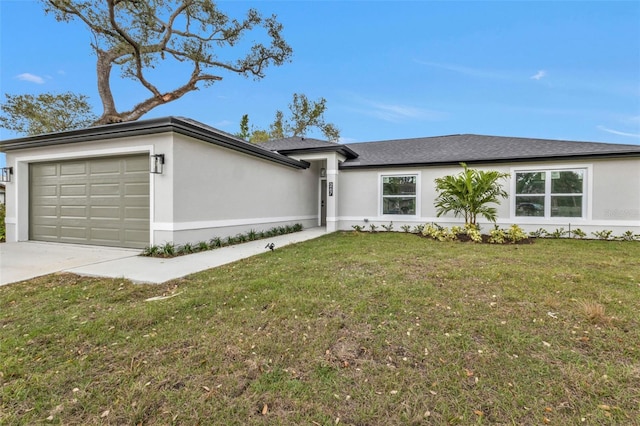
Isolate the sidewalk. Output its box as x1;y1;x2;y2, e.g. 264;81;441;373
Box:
66;227;327;284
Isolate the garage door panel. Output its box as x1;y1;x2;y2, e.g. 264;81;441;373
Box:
30;155;149;249
60;206;87;218
60;184;87;196
125;206;149;219
60;162;87;176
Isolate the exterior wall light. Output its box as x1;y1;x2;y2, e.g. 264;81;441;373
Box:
150;154;165;174
0;167;13;183
320;167;326;177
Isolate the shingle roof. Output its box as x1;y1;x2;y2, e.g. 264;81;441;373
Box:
340;134;640;168
261;136;358;159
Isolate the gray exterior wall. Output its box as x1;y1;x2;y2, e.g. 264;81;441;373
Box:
154;134;318;244
337;158;640;235
3;131;319;247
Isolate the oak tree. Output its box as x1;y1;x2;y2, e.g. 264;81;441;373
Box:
42;0;292;125
0;92;97;135
238;93;340;142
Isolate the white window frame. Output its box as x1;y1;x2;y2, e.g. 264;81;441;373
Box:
511;165;592;221
379;172;421;217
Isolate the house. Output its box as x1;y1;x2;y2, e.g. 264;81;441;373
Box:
0;183;5;205
1;116;639;249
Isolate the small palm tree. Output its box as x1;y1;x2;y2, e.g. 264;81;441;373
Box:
434;163;509;226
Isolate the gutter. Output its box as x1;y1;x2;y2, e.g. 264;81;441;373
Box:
0;116;309;170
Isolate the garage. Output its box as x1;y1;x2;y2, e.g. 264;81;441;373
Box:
29;155;150;249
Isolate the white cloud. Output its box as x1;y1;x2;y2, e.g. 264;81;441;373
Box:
597;125;640;138
531;70;547;80
16;73;45;84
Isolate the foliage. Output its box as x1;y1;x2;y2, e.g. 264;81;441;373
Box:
548;228;569;239
142;223;304;257
381;222;394;232
422;223;456;242
238;93;340;142
506;224;528;243
3;234;639;425
41;0;292;125
592;230;613;240
352;225;365;232
368;224;378;232
464;223;483;243
0;203;5;242
616;231;639;241
0;92;96;135
488;227;507;244
434;163;509;225
529;228;547;238
571;228;587;239
400;225;411;233
412;224;425;234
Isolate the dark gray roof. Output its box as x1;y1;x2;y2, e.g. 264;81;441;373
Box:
0;116;308;169
261;136;359;159
340;134;640;169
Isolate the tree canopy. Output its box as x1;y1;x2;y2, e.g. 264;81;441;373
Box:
0;92;97;135
434;163;509;226
41;0;292;125
237;93;340;143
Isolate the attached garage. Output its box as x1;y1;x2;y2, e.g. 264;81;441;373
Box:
29;155;150;249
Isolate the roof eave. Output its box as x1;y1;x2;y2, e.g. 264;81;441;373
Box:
340;152;640;169
0;117;309;170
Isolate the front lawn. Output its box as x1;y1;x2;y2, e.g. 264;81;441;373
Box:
1;233;639;424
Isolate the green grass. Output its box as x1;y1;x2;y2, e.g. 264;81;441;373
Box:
1;233;639;425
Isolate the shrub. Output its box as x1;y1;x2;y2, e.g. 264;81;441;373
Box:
381;221;394;232
616;230;638;241
488;227;506;244
412;224;425;234
247;229;258;241
571;228;587;239
142;245;159;257
506;224;527;243
529;228;547;238
592;230;613;240
0;203;5;242
464;223;483;243
160;242;176;257
548;228;568;239
209;237;223;248
180;242;194;254
196;241;209;252
352;225;365;232
400;225;411;233
369;224;379;232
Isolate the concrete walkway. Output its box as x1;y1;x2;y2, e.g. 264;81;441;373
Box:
0;228;327;286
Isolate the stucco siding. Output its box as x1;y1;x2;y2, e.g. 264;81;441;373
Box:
591;158;640;222
4;133;169;244
162;134;318;244
337;159;640;234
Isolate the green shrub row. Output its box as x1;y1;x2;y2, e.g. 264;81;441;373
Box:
142;223;303;258
421;223;529;244
530;227;640;241
0;203;5;243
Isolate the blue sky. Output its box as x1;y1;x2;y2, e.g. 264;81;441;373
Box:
1;1;639;168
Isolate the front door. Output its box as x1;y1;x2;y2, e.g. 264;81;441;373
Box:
320;179;327;226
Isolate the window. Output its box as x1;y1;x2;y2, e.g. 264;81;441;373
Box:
515;169;585;218
382;175;417;215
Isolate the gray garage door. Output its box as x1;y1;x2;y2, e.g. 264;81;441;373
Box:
29;155;150;249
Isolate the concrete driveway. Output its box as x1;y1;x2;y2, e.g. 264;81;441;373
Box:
0;241;139;286
0;228;327;286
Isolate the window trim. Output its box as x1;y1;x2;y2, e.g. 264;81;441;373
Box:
379;172;421;217
510;164;592;221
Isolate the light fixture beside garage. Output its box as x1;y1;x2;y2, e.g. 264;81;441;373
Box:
0;167;12;182
150;154;165;174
